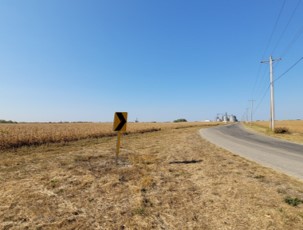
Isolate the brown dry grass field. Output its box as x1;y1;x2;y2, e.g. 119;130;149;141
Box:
1;122;303;229
244;120;303;144
0;122;215;150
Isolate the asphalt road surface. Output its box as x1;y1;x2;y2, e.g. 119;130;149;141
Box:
200;123;303;180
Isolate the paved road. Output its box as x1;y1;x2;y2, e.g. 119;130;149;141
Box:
200;123;303;180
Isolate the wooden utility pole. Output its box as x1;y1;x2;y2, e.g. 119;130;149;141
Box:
249;99;255;125
261;56;281;131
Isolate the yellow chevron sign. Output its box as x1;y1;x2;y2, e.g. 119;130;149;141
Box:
113;112;127;132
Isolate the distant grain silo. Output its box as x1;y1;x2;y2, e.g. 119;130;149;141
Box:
215;113;238;123
223;113;228;123
229;115;236;122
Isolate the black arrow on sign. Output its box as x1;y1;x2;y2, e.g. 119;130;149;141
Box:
115;112;126;131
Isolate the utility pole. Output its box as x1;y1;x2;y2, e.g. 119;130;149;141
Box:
249;100;255;125
246;108;249;123
261;56;281;131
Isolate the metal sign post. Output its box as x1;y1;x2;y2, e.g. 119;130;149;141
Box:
116;131;122;165
113;112;128;165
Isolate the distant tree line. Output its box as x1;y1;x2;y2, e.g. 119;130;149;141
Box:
0;120;18;124
173;118;187;123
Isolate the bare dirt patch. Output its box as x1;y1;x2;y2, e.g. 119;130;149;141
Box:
1;126;303;229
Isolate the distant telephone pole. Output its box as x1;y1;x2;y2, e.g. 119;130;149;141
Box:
249;99;255;125
261;56;281;131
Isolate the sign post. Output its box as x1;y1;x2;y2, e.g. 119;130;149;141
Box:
113;112;128;165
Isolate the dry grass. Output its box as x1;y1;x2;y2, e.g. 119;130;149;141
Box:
1;125;303;229
244;120;303;144
0;122;218;150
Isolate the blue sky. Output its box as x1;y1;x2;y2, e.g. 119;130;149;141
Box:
1;0;303;122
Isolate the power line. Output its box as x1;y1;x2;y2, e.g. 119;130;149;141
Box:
254;84;270;114
254;57;303;115
280;25;303;58
254;66;269;99
275;57;303;82
250;64;263;98
251;0;287;110
261;0;286;59
249;1;300;121
251;68;270;115
272;0;302;55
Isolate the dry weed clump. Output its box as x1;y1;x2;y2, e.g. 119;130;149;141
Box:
245;120;303;144
274;127;290;134
0;122;218;150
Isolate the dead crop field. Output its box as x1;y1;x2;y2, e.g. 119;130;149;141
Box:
244;120;303;144
1;123;303;229
0;122;215;150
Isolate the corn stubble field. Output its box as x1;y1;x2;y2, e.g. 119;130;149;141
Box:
1;122;303;229
0;122;186;150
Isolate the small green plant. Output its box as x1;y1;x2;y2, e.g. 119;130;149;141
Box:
133;207;146;216
284;197;303;207
274;127;289;134
50;179;59;188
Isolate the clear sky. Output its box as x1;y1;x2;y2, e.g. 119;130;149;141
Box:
1;0;303;122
